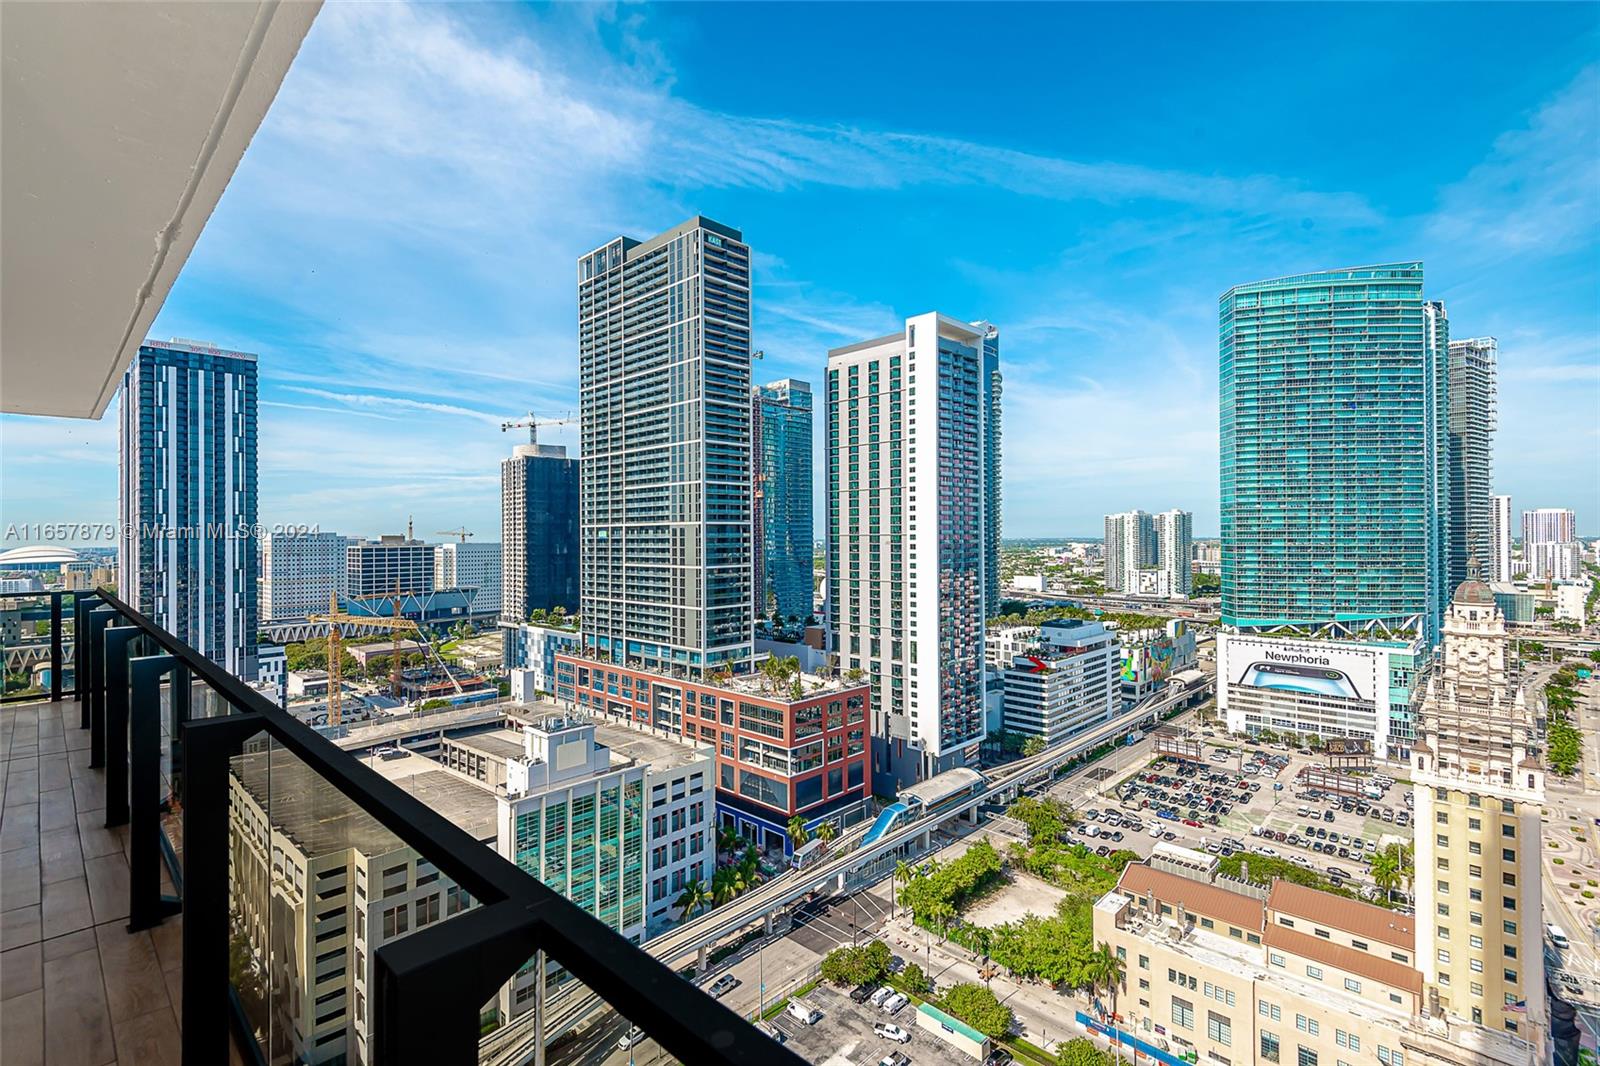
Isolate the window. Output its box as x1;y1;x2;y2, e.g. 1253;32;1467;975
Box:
1207;1011;1232;1047
1139;954;1150;970
1378;1047;1404;1066
1503;920;1517;935
1501;823;1515;837
1335;1030;1360;1051
1470;959;1484;973
1502;872;1516;886
1295;1014;1319;1036
1259;1001;1282;1022
1298;1048;1318;1066
1260;1032;1281;1063
1502;848;1516;863
1438;904;1450;917
1438;949;1451;964
1306;965;1323;980
1269;952;1286;968
1172;997;1195;1030
1344;978;1361;993
381;905;408;939
414;894;440;928
1504;969;1518;984
1351;940;1367;951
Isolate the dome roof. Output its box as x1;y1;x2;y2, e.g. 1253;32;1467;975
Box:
1452;578;1495;606
0;545;79;567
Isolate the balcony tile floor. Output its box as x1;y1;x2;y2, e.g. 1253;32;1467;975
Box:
1;699;182;1066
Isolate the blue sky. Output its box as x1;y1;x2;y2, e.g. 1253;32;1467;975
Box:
3;2;1597;540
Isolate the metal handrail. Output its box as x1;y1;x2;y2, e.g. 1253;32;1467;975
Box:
87;586;800;1066
0;589;75;704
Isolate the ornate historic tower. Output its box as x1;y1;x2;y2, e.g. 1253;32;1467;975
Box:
1412;569;1545;1048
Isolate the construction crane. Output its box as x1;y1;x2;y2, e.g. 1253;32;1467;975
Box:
308;591;462;727
435;527;474;543
500;411;574;447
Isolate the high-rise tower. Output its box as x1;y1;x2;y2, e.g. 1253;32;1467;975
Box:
500;442;579;624
1448;338;1498;590
827;313;1000;786
578;217;753;675
117;339;258;677
752;379;814;623
1411;573;1545;1045
1488;494;1513;584
1220;264;1451;644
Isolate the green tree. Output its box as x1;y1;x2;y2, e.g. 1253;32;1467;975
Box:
1087;941;1125;1018
821;940;893;986
1371;848;1402;902
901;962;929;995
675;878;708;921
1021;735;1047;757
788;815;810;848
815;819;838;844
938;982;1013;1040
1057;1038;1112;1066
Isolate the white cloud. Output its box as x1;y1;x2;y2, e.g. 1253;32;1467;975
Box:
1428;65;1600;256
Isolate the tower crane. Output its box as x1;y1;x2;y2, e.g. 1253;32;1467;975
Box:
500;411;574;447
435;527;474;543
308;590;462;727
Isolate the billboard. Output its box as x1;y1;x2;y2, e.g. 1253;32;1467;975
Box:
1217;634;1392;760
1226;638;1381;703
1323;737;1372;757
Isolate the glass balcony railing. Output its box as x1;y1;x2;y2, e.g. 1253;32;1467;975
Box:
22;586;800;1066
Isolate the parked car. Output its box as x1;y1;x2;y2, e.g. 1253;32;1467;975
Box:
881;992;909;1015
874;1023;912;1043
870;986;895;1007
878;1053;912;1066
617;1026;645;1050
851;983;878;1003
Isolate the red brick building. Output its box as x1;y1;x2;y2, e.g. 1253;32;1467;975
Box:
554;653;870;853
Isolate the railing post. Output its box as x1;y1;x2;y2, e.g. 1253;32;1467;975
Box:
169;663;191;808
128;654;181;931
87;605;118;766
180;713;262;1066
74;593;97;716
372;901;540;1066
49;593;63;702
103;626;141;827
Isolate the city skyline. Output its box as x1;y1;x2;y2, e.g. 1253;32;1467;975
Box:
1;3;1596;543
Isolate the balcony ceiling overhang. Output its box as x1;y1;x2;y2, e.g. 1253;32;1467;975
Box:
1;0;319;419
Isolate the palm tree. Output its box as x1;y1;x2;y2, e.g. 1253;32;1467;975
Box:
1088;942;1126;1020
1021;736;1046;758
893;860;913;918
788;815;810;848
741;843;760;878
1371;849;1401;902
711;867;736;906
816;820;838;845
675;878;708;921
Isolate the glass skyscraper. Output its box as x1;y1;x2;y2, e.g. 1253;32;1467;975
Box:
577;217;753;674
752;378;813;623
117;339;259;677
1446;337;1497;589
1219;264;1449;645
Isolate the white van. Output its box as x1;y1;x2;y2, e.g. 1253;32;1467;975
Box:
786;1000;821;1026
1547;924;1571;950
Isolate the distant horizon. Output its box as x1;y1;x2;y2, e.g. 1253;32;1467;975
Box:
0;4;1594;540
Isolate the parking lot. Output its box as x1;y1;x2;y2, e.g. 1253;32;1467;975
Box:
1064;736;1414;898
768;981;956;1066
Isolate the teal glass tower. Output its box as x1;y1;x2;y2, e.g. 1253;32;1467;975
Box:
1219;264;1449;645
752;378;814;622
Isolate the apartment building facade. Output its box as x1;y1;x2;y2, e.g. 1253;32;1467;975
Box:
827;313;1001;788
1001;619;1120;747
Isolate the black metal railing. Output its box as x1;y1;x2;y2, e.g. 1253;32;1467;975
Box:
1;588;76;704
72;586;801;1066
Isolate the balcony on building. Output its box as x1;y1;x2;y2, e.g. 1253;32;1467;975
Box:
0;4;796;1064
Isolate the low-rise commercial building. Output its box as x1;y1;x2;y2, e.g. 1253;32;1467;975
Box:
1218;633;1426;759
1119;619;1198;704
1092;856;1536;1066
553;653;870;854
504;621;582;696
1001;619;1120;748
